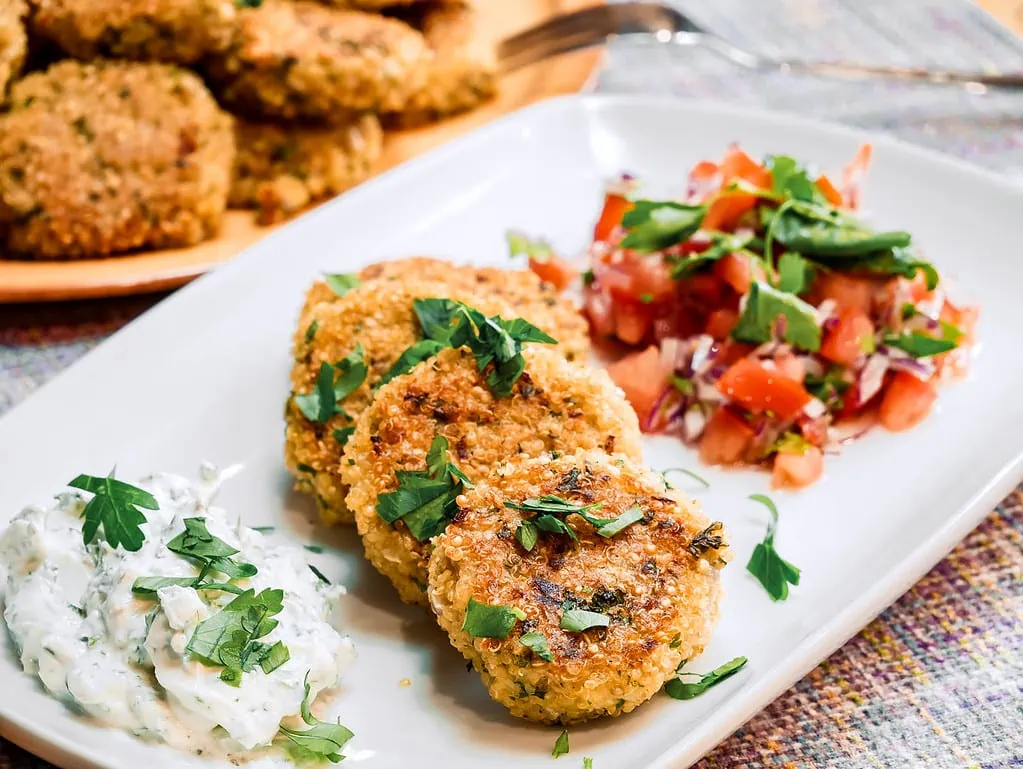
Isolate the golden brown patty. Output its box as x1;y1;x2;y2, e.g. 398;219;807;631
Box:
343;345;643;606
318;0;424;8
383;1;497;127
429;450;728;723
25;0;236;64
301;260;591;363
0;60;234;259
0;0;26;100
231;113;383;224
206;0;430;120
285;277;514;526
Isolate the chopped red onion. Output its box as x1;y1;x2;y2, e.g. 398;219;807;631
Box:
660;337;684;372
857;354;889;406
887;355;935;381
682;405;708;443
695;379;727;404
815;299;838;328
643;387;678;432
800;356;825;379
802;397;828;419
690;334;716;375
915;288;945;321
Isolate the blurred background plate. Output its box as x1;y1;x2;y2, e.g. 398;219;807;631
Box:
0;0;604;304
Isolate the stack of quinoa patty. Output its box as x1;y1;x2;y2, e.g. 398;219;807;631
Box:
289;258;731;724
0;0;497;258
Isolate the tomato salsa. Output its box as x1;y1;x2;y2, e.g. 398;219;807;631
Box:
523;145;978;490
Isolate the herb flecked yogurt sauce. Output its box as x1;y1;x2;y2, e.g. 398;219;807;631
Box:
0;463;356;761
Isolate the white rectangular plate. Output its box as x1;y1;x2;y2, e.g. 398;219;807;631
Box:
2;95;1022;769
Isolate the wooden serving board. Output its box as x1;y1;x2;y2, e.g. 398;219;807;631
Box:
0;0;603;303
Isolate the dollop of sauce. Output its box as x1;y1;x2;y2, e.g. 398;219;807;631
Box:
0;464;355;759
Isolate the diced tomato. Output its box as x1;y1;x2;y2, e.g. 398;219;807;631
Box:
593;193;633;243
703;191;759;231
596;264;634;300
705;308;738;340
772;446;824;489
716;359;813;420
676;272;725;316
812;272;877;315
717;340;755;366
629;255;676;302
902;271;934;304
713;252;754;294
719;145;772;191
528;255;577;292
774;353;806;383
941;300;979;345
815;174;843;207
820;310;874;366
796;414;829;446
614;299;653;345
841;143;873;210
878;371;937;432
606;346;670;426
584;287;616;338
699;407;755;465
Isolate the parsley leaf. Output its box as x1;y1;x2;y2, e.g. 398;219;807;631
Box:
593;505;645;538
376;435;471;541
333;426;355;446
166;517;257;579
506;230;554;262
552;729;570;758
278;673;354;763
731;281;821;352
775;251;815;295
295;345;367;423
186;588;289;686
376;339;448;389
323;272;361;298
661;467;710;489
773;432;813;455
687;521;725;558
69;472;157;552
669;233;753;279
519;630;554;661
883;331;959;358
413;297;465;343
620;200;707;253
765;202;912;258
304;319;319;343
766;155;824;203
308;564;330;585
462;597;525;639
856;247;939;290
516;519;539;551
560;608;610;632
664;656;748;699
804;367;850;409
745;494;800;601
584;758;594;769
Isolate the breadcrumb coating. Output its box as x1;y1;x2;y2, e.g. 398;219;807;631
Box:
0;0;26;100
429;450;728;723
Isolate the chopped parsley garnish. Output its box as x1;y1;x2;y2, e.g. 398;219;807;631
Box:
252;526;275;534
235;0;263;8
294;344;367;423
376;339;448;389
669;232;753;279
593;505;644;538
731;280;821;352
883;330;960;358
323;272;361;297
764;200;911;259
804;367;850;409
745;494;800;601
766;155;825;203
462;597;525;639
506;230;554;262
304;320;319;343
69;471;157;552
552;729;570;758
308;564;331;585
186;588;289;686
333;426;355;446
519;631;554;661
278;673;354;763
581;269;596;287
584;758;594;769
773;432;813;455
687;521;725;558
167;517;258;579
775;251;814;295
507;495;643;548
303;544;325;554
661;467;710;489
376;435;471;541
664;656;748;700
620;200;706;253
560;608;609;632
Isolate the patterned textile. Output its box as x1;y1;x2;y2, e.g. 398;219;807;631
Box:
2;1;1022;767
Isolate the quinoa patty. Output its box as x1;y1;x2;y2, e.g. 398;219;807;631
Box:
286;277;513;526
343;345;643;606
207;0;430;120
301;261;591;363
25;0;236;64
384;1;497;128
0;0;26;100
231;113;382;224
429;450;729;723
0;60;234;259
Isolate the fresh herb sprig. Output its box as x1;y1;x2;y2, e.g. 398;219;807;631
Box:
745;494;800;601
376;435;472;541
322;272;360;298
278;673;354;763
505;495;644;551
295;344;367;424
552;729;570;758
462;598;525;639
70;471;158;552
664;656;748;700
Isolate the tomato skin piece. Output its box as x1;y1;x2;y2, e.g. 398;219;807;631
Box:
703;191;758;231
812;272;878;315
772;446;824;489
815;174;843;207
842;143;873;210
699;407;755;465
594;193;633;243
716;359;813;420
820;310;874;366
713;252;754;294
584;287;616;338
879;371;937;432
774;353;806;383
720;145;773;190
629;255;676;301
796;414;828;447
528;255;577;292
705;308;738;340
605;345;669;427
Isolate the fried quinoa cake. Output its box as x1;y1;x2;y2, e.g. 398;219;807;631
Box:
285;278;513;526
0;0;26;100
231;113;383;224
384;1;497;128
343;345;643;606
0;60;234;259
206;0;430;121
300;260;591;363
428;450;729;723
25;0;237;64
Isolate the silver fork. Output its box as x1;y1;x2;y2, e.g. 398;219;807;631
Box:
498;2;1023;90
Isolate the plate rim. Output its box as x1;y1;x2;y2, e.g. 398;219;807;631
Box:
2;92;1022;769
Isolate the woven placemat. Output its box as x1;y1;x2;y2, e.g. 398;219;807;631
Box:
2;1;1023;767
